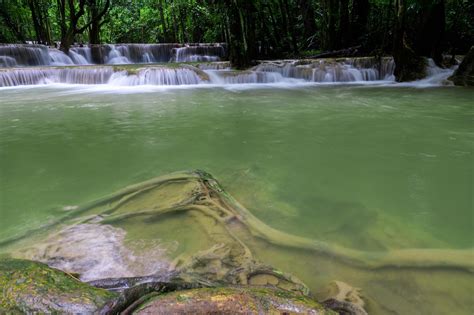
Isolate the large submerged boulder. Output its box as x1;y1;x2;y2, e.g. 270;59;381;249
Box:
1;169;473;314
449;46;474;86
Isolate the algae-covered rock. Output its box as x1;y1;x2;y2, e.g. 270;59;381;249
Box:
0;258;116;313
319;281;368;315
133;286;336;314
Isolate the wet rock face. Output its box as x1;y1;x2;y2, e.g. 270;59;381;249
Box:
0;258;116;313
449;47;474;86
133;286;336;315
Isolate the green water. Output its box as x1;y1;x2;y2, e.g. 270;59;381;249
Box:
0;84;473;313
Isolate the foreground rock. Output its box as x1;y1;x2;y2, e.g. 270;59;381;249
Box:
449;46;474;86
133;286;336;314
0;258;342;314
0;258;116;313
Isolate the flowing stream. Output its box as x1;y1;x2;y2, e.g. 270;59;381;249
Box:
0;45;472;314
0;83;472;314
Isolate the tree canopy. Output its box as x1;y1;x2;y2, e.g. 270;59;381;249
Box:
0;0;473;68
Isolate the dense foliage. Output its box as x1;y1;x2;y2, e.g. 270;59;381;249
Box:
0;0;473;65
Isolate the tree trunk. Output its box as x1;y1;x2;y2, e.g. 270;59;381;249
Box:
225;0;256;69
338;0;350;49
158;0;167;42
57;0;110;52
415;0;445;66
28;0;52;45
298;0;317;48
283;0;299;53
393;0;426;82
351;0;369;45
88;0;100;44
322;0;339;50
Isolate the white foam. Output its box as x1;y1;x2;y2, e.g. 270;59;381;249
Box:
21;223;173;281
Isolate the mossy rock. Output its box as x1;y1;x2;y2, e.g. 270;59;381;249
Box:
449;46;474;86
0;258;116;313
133;286;337;314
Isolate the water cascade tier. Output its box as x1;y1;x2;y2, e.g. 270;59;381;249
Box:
0;65;205;87
0;57;454;87
0;43;226;67
253;58;396;82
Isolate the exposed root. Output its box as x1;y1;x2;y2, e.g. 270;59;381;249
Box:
4;170;473;274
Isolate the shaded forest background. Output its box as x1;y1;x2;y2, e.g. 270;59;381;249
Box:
1;0;473;67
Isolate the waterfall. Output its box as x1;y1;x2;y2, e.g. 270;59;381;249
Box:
0;43;227;67
254;57;396;82
408;58;457;86
108;68;203;86
115;44;181;63
0;56;17;67
0;66;205;87
0;52;456;88
205;70;287;84
171;44;226;62
106;45;130;64
69;49;91;65
70;46;93;63
49;49;75;66
0;44;50;66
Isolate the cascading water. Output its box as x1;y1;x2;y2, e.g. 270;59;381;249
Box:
0;44;50;66
106;45;130;64
0;43;226;67
171;44;225;62
254;57;396;82
204;70;289;84
0;45;457;87
70;46;93;63
0;66;205;87
49;49;75;66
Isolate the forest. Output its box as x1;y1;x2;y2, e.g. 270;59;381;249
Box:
1;0;473;71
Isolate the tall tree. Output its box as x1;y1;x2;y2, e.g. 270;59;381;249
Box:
27;0;52;44
393;0;426;81
414;0;445;66
351;0;369;46
298;0;317;48
57;0;110;52
87;0;110;44
222;0;256;68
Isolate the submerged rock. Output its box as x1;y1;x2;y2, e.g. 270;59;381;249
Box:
131;286;336;314
2;169;472;314
449;47;474;86
0;258;116;313
319;281;368;315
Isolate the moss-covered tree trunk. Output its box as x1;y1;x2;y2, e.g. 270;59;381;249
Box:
393;0;426;82
415;0;445;66
350;0;369;46
224;0;256;69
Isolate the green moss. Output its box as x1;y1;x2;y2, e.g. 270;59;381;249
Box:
0;258;116;313
136;286;336;314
